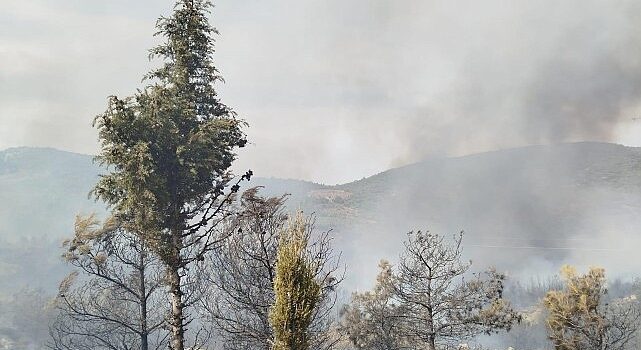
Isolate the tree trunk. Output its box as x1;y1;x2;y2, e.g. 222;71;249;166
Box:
139;244;149;350
141;332;149;350
425;277;436;350
168;201;185;350
426;336;436;350
141;327;149;350
168;264;185;350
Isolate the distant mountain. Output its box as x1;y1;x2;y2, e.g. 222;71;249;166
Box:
0;147;102;242
2;142;641;293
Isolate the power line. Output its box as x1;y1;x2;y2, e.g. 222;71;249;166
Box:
468;244;625;252
477;237;613;242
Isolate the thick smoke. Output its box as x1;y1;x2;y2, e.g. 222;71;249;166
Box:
351;0;641;167
217;0;641;182
325;142;641;291
508;0;641;143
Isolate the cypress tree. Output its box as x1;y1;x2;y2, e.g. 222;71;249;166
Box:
269;213;321;350
92;1;248;349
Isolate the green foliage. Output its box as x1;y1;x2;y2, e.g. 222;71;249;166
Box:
270;213;322;350
90;2;248;349
92;0;246;262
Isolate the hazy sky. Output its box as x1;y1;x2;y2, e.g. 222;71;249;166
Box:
3;0;641;184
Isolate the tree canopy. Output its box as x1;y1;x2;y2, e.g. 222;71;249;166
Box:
91;1;249;349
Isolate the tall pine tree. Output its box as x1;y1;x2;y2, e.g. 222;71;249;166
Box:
92;1;248;349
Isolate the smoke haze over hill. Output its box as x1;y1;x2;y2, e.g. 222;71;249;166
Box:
2;143;641;293
3;0;641;183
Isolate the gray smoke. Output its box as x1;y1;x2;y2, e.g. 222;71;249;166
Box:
3;0;641;283
221;0;641;182
4;0;641;183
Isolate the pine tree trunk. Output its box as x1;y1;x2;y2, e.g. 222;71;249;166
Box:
426;277;436;350
168;198;185;350
139;245;149;350
169;264;185;350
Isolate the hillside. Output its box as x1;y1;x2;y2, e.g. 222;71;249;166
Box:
1;142;641;292
332;143;641;284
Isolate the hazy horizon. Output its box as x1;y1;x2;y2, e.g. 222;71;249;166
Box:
1;141;635;185
4;0;641;184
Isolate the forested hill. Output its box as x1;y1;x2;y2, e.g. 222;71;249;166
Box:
2;142;641;292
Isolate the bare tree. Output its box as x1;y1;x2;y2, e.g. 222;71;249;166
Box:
342;231;520;350
604;298;641;350
544;266;641;350
200;189;342;350
49;215;168;350
396;231;520;349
